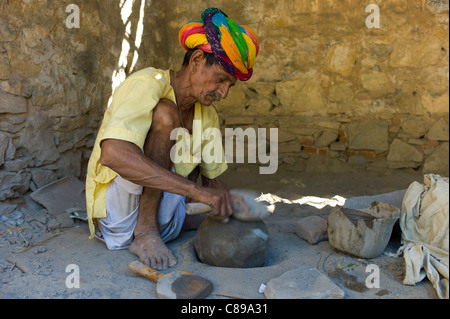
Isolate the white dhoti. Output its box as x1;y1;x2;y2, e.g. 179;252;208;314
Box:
95;174;186;250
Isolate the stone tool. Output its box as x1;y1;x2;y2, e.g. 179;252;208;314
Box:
128;260;214;299
185;189;274;222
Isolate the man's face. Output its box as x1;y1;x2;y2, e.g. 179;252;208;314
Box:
192;61;237;106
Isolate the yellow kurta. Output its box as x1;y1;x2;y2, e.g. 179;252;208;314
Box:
85;67;227;238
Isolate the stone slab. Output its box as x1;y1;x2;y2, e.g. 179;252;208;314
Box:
264;266;345;299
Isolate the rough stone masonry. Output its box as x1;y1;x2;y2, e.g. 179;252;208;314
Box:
0;0;449;202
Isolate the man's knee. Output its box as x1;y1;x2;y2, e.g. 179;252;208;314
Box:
152;98;181;132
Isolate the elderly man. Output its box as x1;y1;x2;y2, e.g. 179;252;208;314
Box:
86;8;259;270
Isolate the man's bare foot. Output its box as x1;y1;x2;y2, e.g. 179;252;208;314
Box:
129;232;177;270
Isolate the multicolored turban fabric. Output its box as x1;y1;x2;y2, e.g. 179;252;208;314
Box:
179;8;259;81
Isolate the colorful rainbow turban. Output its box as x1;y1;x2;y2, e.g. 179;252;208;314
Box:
179;8;259;81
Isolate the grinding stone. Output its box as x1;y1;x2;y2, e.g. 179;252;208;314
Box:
194;217;269;268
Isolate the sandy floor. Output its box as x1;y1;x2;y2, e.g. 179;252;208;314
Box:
0;163;440;299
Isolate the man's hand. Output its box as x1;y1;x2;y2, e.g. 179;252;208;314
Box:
193;176;233;220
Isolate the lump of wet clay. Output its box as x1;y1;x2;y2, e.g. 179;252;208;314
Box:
194;217;269;268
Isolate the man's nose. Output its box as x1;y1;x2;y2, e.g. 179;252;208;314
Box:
217;84;230;100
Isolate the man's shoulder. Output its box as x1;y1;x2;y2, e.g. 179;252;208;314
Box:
118;67;170;94
128;67;169;82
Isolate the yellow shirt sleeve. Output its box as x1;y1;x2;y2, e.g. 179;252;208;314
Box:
101;73;163;149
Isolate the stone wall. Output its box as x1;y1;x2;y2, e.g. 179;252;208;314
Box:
0;0;449;201
163;0;449;176
0;0;164;200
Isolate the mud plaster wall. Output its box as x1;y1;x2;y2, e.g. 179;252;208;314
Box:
0;0;449;201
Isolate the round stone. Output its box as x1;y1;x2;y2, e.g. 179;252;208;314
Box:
194;217;269;268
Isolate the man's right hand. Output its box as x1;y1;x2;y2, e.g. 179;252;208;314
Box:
192;185;233;221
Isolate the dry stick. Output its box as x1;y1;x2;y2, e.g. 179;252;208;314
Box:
14;231;62;253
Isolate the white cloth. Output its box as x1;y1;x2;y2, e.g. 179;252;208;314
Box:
398;174;449;299
96;174;186;250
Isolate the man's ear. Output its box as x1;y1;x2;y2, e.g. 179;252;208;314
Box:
190;49;204;71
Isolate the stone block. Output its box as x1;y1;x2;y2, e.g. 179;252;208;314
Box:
360;72;392;98
295;216;328;245
0;171;31;200
402;118;428;139
264;266;345;299
0;91;27;114
426;0;450;13
326;44;357;77
248;96;273;115
0;131;9;166
31;169;58;189
423;143;449;176
328;83;354;103
246;82;276;96
421;92;449;114
276;77;326;113
315;130;338;148
0;24;17;42
0;60;10;80
19;114;60;166
345;120;389;152
3;157;33;172
387;139;423;168
330;142;347;151
427;118;449;141
390;40;442;68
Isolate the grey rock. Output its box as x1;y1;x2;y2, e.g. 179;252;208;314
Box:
426;0;449;14
295;216;328;245
194;217;269;268
0;171;32;200
47;218;61;230
19;114;59;166
387;139;423;168
345;120;389;152
264;266;345;299
0;202;17;215
315;130;338;148
427;118;449;141
0;131;9;166
4;156;34;172
423;142;449;176
31;168;58;189
0;91;27;114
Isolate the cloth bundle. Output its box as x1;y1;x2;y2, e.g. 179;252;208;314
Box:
179;7;259;81
399;174;449;299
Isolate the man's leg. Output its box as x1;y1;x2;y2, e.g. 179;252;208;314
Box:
129;99;181;270
182;166;205;231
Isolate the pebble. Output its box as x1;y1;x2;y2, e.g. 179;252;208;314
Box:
34;247;47;254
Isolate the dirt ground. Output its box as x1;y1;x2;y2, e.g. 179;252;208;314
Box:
0;162;441;299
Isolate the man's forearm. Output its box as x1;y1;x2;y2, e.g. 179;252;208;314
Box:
100;139;202;200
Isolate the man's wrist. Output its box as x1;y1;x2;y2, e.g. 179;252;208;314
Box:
188;182;203;202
